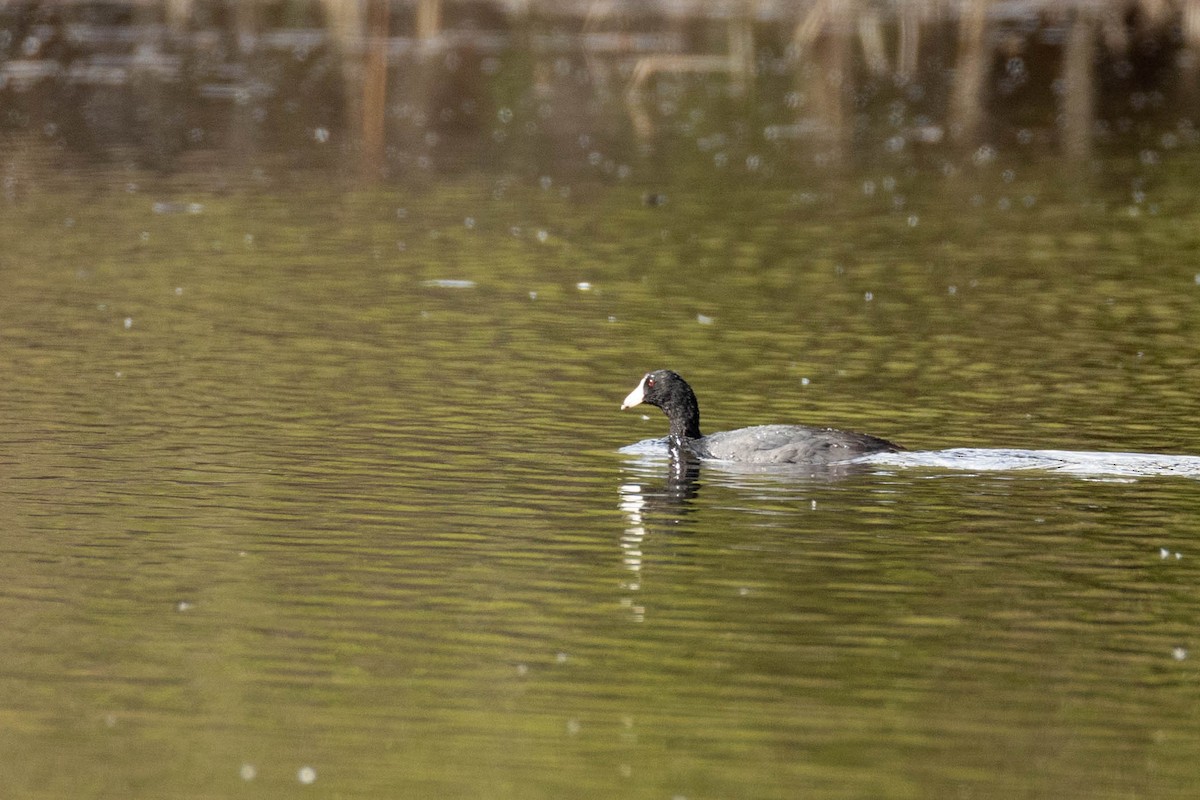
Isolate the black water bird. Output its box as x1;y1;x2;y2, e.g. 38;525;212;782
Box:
620;369;902;465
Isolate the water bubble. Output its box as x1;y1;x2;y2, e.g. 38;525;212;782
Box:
464;217;475;229
576;282;592;292
907;214;919;227
536;230;549;243
972;144;996;166
313;127;330;144
696;314;714;325
240;764;256;781
800;377;810;385
176;600;192;612
539;175;552;190
124;317;133;330
497;107;513;124
1172;647;1188;661
297;766;317;784
556;652;569;663
864;291;874;302
862;180;876;196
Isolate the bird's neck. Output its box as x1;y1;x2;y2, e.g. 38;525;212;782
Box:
665;400;703;441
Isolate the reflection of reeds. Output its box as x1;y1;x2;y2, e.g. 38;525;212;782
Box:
1062;9;1095;162
416;0;442;44
361;0;389;178
793;0;852;159
948;0;988;145
623;7;755;138
3;0;1194;166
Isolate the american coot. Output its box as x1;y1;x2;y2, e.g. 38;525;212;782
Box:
621;369;902;465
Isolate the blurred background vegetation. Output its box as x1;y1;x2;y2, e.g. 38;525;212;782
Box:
2;0;1198;181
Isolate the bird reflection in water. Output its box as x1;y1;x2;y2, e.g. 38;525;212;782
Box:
617;449;702;623
617;443;887;622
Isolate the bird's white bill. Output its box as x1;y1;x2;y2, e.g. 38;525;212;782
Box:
620;375;647;410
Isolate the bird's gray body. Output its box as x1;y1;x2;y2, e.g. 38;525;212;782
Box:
685;424;900;465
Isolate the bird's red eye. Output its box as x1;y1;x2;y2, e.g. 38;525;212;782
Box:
646;377;655;388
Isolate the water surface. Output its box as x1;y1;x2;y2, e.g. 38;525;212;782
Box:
1;151;1199;799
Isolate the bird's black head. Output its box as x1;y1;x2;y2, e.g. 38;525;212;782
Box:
620;369;702;439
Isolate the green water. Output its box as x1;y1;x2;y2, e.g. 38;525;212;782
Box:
1;151;1200;799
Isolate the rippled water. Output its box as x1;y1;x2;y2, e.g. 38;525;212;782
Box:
1;156;1200;798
